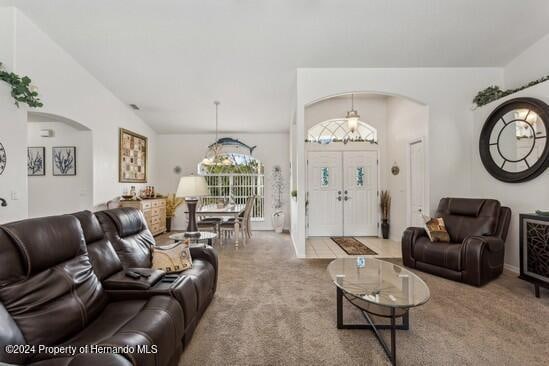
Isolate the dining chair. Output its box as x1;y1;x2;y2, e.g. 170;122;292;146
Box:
220;196;255;242
196;199;223;243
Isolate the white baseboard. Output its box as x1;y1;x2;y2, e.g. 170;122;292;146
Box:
504;263;519;273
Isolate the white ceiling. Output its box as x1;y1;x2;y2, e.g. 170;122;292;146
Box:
7;0;549;133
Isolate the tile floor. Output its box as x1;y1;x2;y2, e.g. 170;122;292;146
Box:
305;236;401;259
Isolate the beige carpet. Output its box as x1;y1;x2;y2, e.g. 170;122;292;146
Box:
168;231;549;365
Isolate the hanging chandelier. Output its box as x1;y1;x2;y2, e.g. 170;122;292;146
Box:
346;93;360;133
202;101;231;166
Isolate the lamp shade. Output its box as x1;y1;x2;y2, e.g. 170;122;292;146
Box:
176;175;209;198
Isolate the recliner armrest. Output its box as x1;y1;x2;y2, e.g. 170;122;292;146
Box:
403;227;428;239
190;244;218;291
463;235;504;252
401;227;428;268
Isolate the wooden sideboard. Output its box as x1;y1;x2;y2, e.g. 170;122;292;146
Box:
120;198;166;236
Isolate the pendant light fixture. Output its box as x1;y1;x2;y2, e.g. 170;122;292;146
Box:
202;101;231;166
346;93;360;133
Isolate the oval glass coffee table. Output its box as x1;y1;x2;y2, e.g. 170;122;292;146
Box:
327;258;430;366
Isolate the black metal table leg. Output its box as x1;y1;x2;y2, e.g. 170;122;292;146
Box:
336;287;409;366
535;283;540;298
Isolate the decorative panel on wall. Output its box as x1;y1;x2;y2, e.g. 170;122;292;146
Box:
519;213;549;297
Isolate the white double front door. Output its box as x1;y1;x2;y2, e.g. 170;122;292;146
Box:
307;151;378;237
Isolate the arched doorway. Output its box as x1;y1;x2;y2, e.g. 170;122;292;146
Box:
26;112;93;217
302;92;428;257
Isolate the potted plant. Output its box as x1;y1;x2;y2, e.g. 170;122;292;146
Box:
271;166;285;233
165;193;184;232
380;190;391;239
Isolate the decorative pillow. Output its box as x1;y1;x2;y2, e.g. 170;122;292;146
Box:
422;214;450;243
152;239;192;273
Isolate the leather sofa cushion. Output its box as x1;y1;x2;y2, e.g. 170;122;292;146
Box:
60;296;184;366
2;216;86;276
413;236;462;271
104;208;147;238
447;198;485;216
96;209;154;269
71;211;123;280
71;211;104;243
436;198;500;243
0;217;108;348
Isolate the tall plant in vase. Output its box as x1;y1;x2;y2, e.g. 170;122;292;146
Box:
271;166;285;233
165;193;184;232
380;190;391;239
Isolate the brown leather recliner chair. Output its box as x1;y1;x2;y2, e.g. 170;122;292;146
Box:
0;215;185;366
402;198;511;286
92;208;218;339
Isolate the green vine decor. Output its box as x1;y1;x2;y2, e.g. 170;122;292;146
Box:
473;74;549;108
0;62;43;108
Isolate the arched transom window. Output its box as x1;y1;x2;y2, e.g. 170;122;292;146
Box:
306;119;377;144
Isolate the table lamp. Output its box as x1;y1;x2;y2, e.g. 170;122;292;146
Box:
176;175;209;237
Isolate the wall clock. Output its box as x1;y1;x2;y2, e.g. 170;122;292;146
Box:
479;97;549;183
0;142;6;175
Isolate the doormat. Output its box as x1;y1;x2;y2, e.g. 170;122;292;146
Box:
330;237;378;255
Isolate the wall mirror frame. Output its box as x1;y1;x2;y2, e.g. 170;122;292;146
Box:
479;97;549;183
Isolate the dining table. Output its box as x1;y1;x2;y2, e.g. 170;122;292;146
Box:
195;204;246;247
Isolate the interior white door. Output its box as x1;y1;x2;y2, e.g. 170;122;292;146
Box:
307;151;343;236
343;151;378;236
409;139;425;227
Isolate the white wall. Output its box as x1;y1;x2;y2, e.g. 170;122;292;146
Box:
27;122;93;217
504;33;549;89
0;7;27;223
156;133;290;231
471;81;549;271
0;7;158;222
385;97;429;241
292;68;503;256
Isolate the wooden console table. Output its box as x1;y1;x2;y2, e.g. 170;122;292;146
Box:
120;198;167;236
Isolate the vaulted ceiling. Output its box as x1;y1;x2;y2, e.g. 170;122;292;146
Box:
6;0;549;133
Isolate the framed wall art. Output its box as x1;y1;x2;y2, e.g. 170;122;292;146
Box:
52;146;76;176
28;147;45;176
119;128;148;183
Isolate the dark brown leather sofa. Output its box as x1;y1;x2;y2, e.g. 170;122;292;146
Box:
0;209;218;366
73;209;217;344
402;198;511;286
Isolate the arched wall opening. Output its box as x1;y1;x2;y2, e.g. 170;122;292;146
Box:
300;92;429;247
26;112;94;217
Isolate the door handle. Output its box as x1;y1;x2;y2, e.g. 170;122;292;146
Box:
337;191;342;195
337;196;342;201
0;198;6;207
344;190;348;194
344;196;349;201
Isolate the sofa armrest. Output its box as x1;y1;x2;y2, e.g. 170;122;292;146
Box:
401;227;428;268
463;235;504;252
461;235;505;286
103;269;165;290
190;244;218;291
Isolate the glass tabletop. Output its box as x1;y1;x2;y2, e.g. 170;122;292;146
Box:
168;231;218;242
327;258;430;309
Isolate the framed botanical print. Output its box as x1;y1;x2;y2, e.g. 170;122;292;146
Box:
52;146;76;176
28;147;46;176
119;128;148;183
